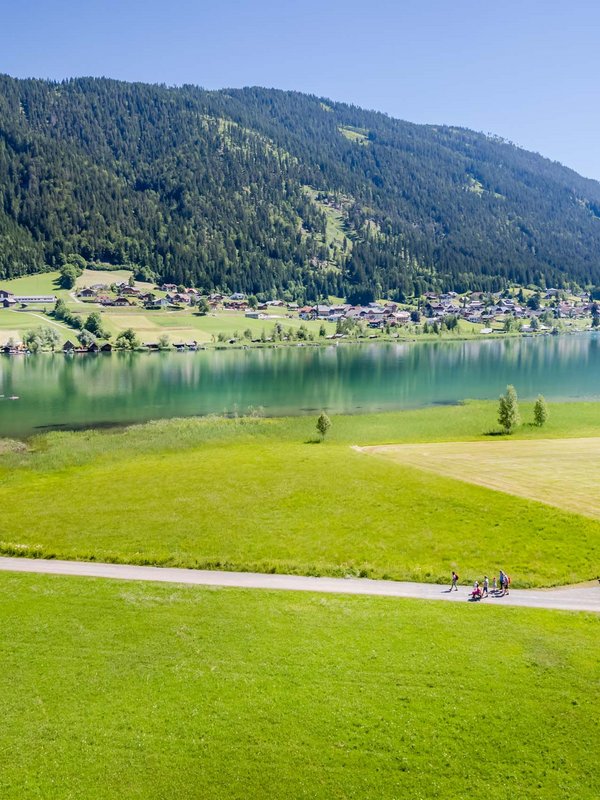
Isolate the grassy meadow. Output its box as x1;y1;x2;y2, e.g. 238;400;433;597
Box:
0;572;598;799
1;401;600;586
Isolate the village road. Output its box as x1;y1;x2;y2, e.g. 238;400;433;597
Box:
0;557;598;613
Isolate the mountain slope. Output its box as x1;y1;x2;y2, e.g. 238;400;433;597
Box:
1;74;600;298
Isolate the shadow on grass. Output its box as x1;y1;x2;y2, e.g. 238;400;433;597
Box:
304;437;323;444
484;423;541;436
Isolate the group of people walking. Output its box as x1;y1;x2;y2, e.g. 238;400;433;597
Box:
450;570;511;599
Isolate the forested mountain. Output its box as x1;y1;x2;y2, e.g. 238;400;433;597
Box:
2;74;600;299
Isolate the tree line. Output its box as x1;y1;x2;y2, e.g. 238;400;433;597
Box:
2;76;600;299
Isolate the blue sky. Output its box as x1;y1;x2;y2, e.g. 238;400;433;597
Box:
2;0;599;179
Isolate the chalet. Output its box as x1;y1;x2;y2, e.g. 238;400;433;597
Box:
87;342;99;353
63;340;76;353
299;306;316;320
0;290;14;300
2;297;16;308
344;308;365;319
100;342;112;352
223;299;248;310
557;303;574;318
113;297;131;307
230;292;246;301
169;292;191;304
160;283;178;292
78;288;97;298
120;286;141;296
428;303;447;317
145;297;170;309
145;342;160;351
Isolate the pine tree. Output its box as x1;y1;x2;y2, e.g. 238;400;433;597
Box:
498;385;521;434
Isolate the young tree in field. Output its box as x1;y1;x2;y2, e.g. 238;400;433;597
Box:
77;329;95;348
533;395;548;427
59;262;83;289
498;384;521;434
40;326;61;352
158;334;170;350
115;328;140;350
316;411;331;441
196;297;210;315
23;329;42;353
84;312;105;337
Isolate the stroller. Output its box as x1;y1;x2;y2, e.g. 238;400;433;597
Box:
470;582;483;600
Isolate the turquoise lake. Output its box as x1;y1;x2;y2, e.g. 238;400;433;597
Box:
2;335;600;438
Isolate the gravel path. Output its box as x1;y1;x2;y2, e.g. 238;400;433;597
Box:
0;557;598;613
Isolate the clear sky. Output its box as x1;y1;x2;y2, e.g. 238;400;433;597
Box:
2;0;599;179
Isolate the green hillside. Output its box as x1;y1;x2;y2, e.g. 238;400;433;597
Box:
2;75;600;298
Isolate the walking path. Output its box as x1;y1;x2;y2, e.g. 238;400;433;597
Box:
10;309;70;330
0;557;598;612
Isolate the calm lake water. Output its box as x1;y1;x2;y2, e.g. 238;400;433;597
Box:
2;335;600;438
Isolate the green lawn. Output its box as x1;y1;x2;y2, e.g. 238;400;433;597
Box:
1;402;600;586
0;270;68;298
0;572;597;799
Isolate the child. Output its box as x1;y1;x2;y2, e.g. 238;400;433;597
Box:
451;571;459;591
482;576;489;597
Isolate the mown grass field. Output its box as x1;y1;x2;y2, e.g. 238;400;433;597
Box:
1;402;600;586
362;437;600;520
0;572;597;800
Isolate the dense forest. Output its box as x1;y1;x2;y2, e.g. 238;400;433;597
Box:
1;74;600;299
